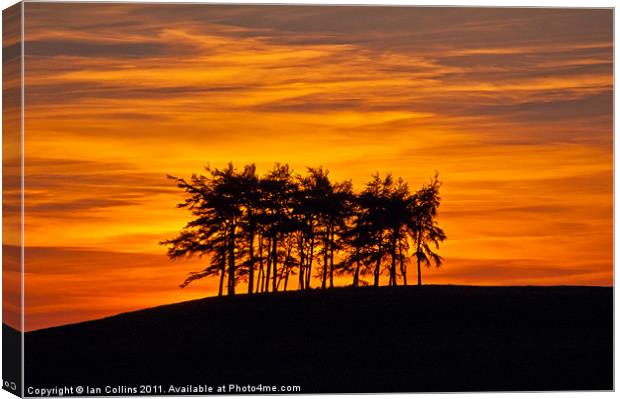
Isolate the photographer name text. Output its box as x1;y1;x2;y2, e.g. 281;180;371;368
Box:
27;383;302;396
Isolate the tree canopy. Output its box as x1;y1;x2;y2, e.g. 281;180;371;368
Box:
162;163;447;295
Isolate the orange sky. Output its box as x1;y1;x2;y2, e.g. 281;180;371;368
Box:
4;4;613;331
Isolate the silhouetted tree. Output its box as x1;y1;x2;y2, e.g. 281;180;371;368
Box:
398;238;410;286
306;169;353;290
409;174;447;286
295;167;332;289
384;177;411;286
237;164;260;294
161;172;233;294
259;164;298;293
164;163;446;294
339;197;373;287
327;180;354;287
356;173;393;287
209;163;248;295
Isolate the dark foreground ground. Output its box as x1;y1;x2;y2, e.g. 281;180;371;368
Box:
22;286;612;394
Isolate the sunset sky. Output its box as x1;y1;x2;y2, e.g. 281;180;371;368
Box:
3;3;612;331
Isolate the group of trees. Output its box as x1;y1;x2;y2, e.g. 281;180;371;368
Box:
162;163;446;296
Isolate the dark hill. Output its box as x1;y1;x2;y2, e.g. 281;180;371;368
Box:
24;285;612;393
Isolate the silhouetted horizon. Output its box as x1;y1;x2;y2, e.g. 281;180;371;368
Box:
22;285;613;392
15;283;611;333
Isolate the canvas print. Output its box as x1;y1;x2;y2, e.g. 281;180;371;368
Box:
1;2;613;396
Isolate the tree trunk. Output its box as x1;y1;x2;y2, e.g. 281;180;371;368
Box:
374;235;382;287
284;265;290;291
218;262;225;296
257;264;263;293
285;241;293;291
322;232;329;289
417;230;422;286
306;235;314;289
272;235;278;292
227;223;236;295
277;240;293;291
298;234;305;290
258;235;264;293
329;224;335;289
399;243;407;286
248;228;255;294
390;236;397;287
265;237;271;293
353;256;360;287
